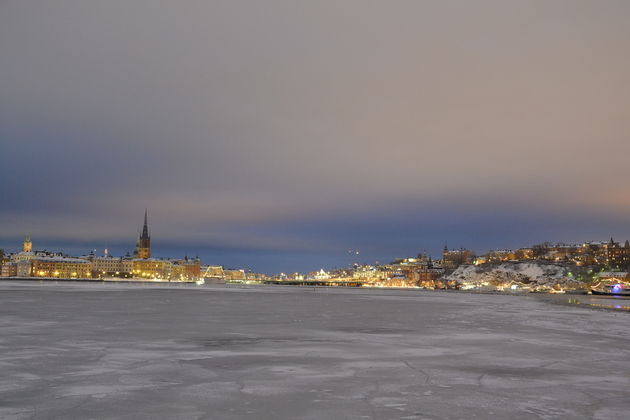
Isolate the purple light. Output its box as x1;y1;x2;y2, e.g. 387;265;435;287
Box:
612;284;622;293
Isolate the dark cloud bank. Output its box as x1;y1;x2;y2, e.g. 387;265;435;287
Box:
1;1;629;273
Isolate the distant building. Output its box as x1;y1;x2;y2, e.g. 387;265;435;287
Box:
11;235;37;262
313;269;331;280
474;239;630;268
604;238;630;267
353;265;383;280
132;258;171;279
224;269;246;281
29;256;92;278
17;260;32;277
89;255;133;277
127;257;198;281
201;265;225;279
10;236;63;263
1;262;18;277
442;245;474;269
548;244;582;262
170;257;201;281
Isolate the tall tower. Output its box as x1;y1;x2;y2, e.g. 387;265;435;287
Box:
136;210;151;259
23;234;32;252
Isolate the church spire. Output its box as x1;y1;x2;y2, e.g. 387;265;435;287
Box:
136;209;151;258
141;209;150;240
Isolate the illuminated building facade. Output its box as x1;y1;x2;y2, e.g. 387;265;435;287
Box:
1;262;18;277
171;257;201;281
90;256;133;278
605;238;630;267
132;258;171;279
0;225;201;281
223;269;246;281
30;256;91;278
129;258;201;281
201;265;225;280
442;245;474;269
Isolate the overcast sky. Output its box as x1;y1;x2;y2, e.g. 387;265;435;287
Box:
1;1;629;273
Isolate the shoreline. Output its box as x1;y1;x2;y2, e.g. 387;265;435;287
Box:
0;276;196;284
2;278;629;313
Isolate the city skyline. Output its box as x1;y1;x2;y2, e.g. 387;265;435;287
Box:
2;1;630;273
1;3;630;417
2;210;630;275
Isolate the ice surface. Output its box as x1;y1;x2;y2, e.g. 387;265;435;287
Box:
0;281;629;419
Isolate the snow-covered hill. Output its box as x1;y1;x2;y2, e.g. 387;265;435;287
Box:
444;262;585;290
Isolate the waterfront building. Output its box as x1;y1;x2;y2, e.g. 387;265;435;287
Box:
1;262;18;277
604;238;630;267
224;269;246;281
129;257;200;282
353;265;383;280
201;265;225;280
17;260;32;277
132;258;171;280
90;256;133;278
170;263;186;280
171;257;201;281
29;256;92;278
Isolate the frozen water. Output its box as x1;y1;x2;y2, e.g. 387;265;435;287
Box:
0;281;629;419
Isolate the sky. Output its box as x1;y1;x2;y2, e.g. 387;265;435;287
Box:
1;1;630;273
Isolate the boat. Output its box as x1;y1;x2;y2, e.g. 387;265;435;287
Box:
591;283;630;296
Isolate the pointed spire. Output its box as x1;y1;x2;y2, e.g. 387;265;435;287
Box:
141;209;150;239
136;209;152;259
